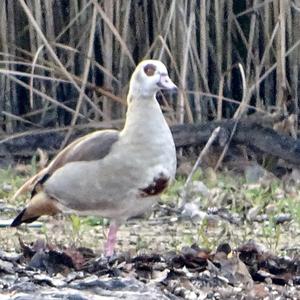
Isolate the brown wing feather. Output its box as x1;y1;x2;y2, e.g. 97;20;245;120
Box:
13;130;119;200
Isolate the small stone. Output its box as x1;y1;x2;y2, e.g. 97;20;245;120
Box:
185;290;197;300
265;277;273;285
9;281;38;293
190;181;210;197
33;274;66;288
289;168;300;184
245;164;266;183
0;259;14;273
197;290;209;300
65;271;85;283
247;206;262;221
0;250;22;262
255;214;268;222
151;269;169;283
2;183;12;192
181;202;208;221
265;203;277;214
233;286;242;293
169;216;178;222
274;213;292;224
177;161;193;176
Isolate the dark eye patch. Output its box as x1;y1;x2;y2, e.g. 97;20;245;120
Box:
144;64;156;76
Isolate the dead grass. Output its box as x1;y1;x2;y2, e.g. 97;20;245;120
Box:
1;167;300;258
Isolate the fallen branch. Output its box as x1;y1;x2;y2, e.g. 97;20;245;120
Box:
1;118;300;166
171;119;300;165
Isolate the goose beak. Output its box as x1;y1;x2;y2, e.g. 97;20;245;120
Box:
157;74;177;91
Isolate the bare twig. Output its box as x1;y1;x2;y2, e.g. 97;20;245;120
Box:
180;127;221;207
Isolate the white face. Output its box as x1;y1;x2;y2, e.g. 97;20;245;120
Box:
130;60;177;98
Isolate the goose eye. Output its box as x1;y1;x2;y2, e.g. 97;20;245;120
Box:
144;64;156;76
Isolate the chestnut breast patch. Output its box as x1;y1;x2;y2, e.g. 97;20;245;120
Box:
144;64;156;76
139;173;170;197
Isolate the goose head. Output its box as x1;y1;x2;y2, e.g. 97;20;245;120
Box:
128;60;177;100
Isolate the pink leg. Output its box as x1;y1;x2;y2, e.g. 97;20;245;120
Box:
104;222;119;256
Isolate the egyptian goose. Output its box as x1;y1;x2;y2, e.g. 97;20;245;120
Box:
11;60;177;256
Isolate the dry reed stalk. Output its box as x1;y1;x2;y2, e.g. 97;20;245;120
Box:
27;1;37;53
18;0;104;119
101;1;114;121
189;34;212;121
56;1;93;42
1;51;123;104
3;44;123;114
1;111;42;128
214;0;223;78
255;60;262;109
249;37;300;98
61;6;97;149
6;0;17;132
236;0;276;18
274;0;285;107
20;99;75;119
172;1;184;118
233;64;247;119
246;0;258;80
118;0;132;91
33;0;43;47
218;63;248;120
200;0;207;80
226;0;233;88
44;0;58;115
178;1;195;124
31;0;49;125
158;1;176;60
188;91;265;113
92;0;135;67
0;59;54;72
189;57;202;122
278;0;287;104
0;1;8;126
0;69;68;83
0;0;299;137
195;0;207;122
232;15;254;62
286;5;292;63
258;22;279;75
263;0;273;107
217;75;225;120
5;74;89;121
214;64;246;170
27;38;123;103
30;45;45;109
291;1;300;136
